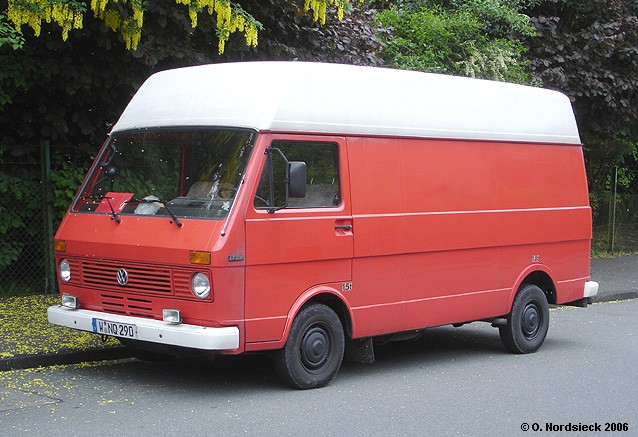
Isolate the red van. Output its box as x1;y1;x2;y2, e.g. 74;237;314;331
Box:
48;62;598;389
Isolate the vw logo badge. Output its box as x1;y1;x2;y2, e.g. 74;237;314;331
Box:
116;268;129;286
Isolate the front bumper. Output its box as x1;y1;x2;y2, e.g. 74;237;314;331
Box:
48;306;239;351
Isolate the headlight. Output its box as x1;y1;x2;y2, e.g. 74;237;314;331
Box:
191;272;211;299
59;259;71;282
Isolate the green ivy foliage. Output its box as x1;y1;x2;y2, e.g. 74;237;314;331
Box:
0;147;41;271
50;159;86;223
0;12;24;50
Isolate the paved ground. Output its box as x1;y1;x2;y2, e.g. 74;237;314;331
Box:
0;254;635;371
590;253;638;301
3;299;637;436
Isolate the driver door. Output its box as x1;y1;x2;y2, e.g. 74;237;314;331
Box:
244;134;353;344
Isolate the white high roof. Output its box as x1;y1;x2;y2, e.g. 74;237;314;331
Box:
112;61;581;145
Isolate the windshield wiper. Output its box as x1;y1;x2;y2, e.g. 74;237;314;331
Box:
104;197;122;223
160;201;183;228
136;197;183;228
82;195;121;223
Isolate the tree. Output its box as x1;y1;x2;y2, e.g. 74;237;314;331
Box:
524;0;638;207
0;0;382;267
375;0;538;84
227;0;385;65
0;0;383;289
0;0;382;150
3;0;359;53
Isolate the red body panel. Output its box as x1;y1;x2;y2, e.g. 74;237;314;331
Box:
344;137;591;338
55;132;593;353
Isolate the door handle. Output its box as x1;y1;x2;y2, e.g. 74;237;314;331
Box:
335;224;352;231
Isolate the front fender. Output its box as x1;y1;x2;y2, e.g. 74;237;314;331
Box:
279;283;353;346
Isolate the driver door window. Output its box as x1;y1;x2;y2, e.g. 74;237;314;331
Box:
254;141;341;209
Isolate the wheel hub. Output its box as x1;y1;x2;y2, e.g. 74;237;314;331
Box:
521;302;541;339
301;326;331;371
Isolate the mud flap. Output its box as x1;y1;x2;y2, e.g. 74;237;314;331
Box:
344;337;375;364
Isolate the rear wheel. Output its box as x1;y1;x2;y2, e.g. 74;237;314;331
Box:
499;284;549;354
274;303;345;389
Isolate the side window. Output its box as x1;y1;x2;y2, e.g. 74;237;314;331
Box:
254;141;341;209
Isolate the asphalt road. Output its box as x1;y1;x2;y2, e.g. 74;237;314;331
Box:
2;298;636;436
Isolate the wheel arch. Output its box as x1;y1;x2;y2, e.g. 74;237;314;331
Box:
303;293;353;338
281;286;353;347
511;266;557;306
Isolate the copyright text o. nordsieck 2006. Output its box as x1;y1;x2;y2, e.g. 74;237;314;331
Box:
520;422;630;432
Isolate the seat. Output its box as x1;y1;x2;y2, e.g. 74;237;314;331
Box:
288;184;339;208
187;182;214;198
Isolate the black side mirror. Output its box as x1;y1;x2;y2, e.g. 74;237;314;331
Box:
92;165;119;196
106;166;119;182
263;147;306;213
288;161;307;198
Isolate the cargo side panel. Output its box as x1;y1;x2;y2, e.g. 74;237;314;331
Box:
346;137;592;338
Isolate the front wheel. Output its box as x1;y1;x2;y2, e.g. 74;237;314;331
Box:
499;284;550;354
274;303;345;389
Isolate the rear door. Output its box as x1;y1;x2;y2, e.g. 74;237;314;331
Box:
244;134;353;344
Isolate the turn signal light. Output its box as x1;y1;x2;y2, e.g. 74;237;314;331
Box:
189;251;211;265
54;240;67;252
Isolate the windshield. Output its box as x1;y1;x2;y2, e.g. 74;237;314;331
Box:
73;129;255;220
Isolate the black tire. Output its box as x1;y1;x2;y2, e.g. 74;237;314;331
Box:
274;303;345;389
499;284;550;354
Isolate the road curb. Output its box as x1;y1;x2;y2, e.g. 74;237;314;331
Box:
0;346;132;372
594;290;638;303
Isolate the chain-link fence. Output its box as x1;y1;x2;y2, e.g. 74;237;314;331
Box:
0;143;56;296
592;166;638;254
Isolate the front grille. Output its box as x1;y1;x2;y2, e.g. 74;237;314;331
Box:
83;261;172;294
61;258;203;299
100;293;155;318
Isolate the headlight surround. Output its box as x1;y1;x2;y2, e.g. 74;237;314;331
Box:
59;259;71;282
191;272;211;299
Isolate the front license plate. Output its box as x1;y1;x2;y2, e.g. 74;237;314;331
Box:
92;318;138;339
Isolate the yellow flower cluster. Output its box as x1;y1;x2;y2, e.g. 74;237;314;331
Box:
90;0;109;16
89;0;144;50
5;0;353;54
304;0;353;24
120;20;142;50
7;0;83;40
175;0;260;54
102;8;119;31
